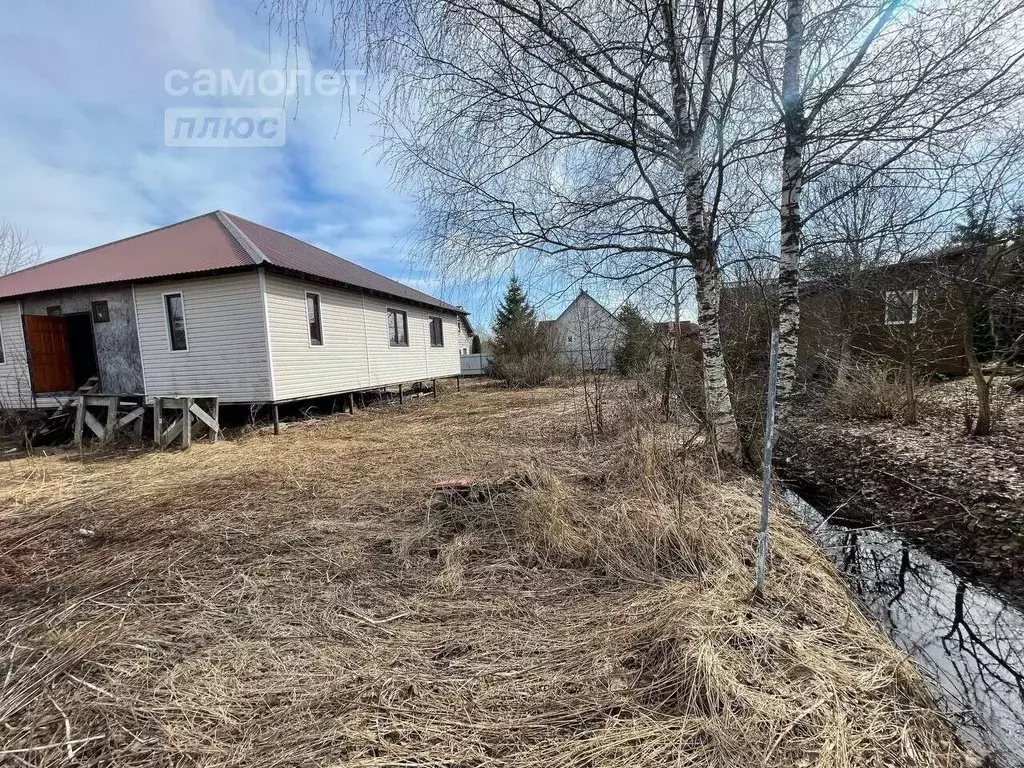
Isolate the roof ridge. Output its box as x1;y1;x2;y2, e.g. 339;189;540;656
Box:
0;211;221;280
215;211;269;266
221;211;465;313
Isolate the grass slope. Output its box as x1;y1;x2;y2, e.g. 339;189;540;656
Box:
0;381;966;767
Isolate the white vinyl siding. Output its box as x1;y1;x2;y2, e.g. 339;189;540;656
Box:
0;301;33;409
263;273;461;401
134;272;272;403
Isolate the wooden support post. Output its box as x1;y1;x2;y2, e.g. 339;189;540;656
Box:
74;395;86;447
103;396;118;444
359;392;365;409
456;376;461;392
432;379;437;399
272;404;280;435
211;398;219;442
153;398;163;447
348;392;355;414
398;383;404;405
181;398;192;449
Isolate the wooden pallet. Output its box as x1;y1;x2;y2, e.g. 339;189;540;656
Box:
30;377;100;445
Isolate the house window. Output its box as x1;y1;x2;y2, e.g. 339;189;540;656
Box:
306;292;323;346
164;292;188;351
884;290;919;326
46;305;61;316
388;308;408;347
429;316;444;347
91;300;110;323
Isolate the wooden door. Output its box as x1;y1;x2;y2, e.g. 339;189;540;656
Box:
24;315;75;393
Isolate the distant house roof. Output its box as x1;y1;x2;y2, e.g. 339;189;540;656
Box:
0;211;466;315
544;289;621;326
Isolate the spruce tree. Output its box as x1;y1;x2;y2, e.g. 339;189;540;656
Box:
490;276;555;386
613;301;657;376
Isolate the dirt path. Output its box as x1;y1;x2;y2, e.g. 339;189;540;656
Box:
778;378;1024;606
0;380;969;767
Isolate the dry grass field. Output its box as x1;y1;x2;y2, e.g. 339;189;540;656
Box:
0;380;969;767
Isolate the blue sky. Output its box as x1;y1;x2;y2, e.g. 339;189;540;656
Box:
0;0;545;328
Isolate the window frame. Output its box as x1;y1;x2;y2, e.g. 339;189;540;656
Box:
884;289;919;326
305;291;324;347
428;315;445;348
91;300;110;324
163;291;189;352
387;307;409;348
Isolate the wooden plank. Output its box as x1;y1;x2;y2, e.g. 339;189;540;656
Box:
73;395;86;447
162;417;183;445
103;397;119;443
153;399;163;447
83;395;121;407
114;407;145;429
273;404;280;435
84;410;105;440
181;398;192;448
189;402;219;433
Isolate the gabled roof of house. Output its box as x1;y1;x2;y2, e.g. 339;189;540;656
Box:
545;289;622;326
0;211;466;314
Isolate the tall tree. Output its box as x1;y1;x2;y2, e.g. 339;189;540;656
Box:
263;0;757;460
614;301;657;377
0;219;41;275
491;276;555;387
761;0;1024;415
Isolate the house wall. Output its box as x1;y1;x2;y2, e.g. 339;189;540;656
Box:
134;271;273;403
263;272;462;401
799;265;968;377
0;300;33;409
456;317;474;355
22;285;144;393
550;293;623;371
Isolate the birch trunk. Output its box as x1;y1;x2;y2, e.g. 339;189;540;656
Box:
776;0;805;418
694;251;744;462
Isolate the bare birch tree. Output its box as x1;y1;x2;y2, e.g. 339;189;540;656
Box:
755;0;1024;414
262;0;780;461
0;219;41;275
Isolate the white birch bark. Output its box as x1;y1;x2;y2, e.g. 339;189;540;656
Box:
776;0;805;417
694;250;743;463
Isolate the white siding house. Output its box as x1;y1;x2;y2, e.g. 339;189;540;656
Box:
0;211;470;409
543;291;624;371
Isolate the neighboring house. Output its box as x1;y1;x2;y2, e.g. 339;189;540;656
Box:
797;250;972;378
540;290;624;371
0;211;470;409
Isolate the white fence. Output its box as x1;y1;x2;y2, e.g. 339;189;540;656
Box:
460;353;492;376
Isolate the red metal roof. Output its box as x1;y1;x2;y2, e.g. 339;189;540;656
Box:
0;213;253;299
0;211;465;314
224;213;463;313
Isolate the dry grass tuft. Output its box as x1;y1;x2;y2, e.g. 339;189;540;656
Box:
0;379;967;767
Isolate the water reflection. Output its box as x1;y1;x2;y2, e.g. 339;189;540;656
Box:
786;494;1024;766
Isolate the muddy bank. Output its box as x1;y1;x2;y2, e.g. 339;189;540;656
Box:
777;409;1024;606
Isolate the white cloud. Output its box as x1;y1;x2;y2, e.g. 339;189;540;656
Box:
0;0;409;263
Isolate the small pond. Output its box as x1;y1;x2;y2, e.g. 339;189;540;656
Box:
786;493;1024;767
